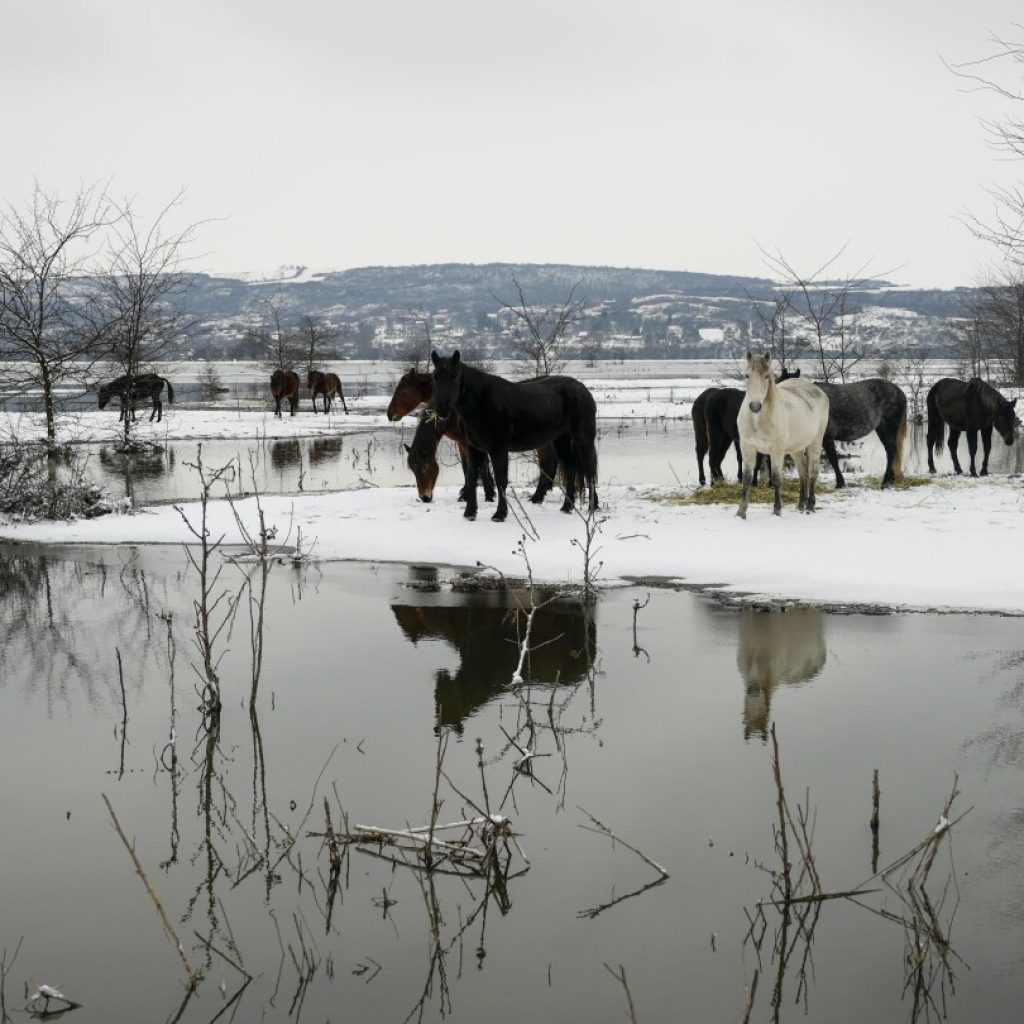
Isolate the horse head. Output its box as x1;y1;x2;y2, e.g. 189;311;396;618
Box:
744;351;773;414
97;386;111;410
430;350;462;420
996;396;1018;446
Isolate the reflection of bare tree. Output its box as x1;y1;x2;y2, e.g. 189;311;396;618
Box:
736;607;826;739
744;731;967;1023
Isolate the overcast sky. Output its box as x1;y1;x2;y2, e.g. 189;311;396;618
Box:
5;0;1024;288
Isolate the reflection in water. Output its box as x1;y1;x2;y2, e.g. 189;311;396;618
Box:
97;444;173;502
392;592;597;732
737;607;826;739
270;438;301;470
309;437;344;465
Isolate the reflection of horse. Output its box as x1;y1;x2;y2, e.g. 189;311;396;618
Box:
309;437;344;464
270;438;301;470
98;445;169;480
927;377;1017;476
391;595;596;732
695;368;799;484
430;351;598;521
816;379;906;488
98;374;174;422
737;352;829;518
389;369;557;505
736;607;826;740
271;370;301;417
308;369;349;414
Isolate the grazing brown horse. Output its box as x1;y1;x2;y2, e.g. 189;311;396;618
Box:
387;369;557;505
270;370;301;417
308;369;349;414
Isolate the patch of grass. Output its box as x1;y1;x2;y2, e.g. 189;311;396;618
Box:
655;473;933;507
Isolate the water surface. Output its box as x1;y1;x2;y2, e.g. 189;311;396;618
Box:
2;543;1023;1022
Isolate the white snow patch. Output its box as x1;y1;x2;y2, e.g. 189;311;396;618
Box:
3;478;1023;615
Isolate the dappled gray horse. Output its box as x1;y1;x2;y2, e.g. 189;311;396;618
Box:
815;378;907;488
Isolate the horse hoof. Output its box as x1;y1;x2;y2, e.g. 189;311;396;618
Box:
464;508;477;521
980;469;988;477
491;511;507;522
529;495;544;505
773;509;782;517
835;481;845;489
736;509;746;520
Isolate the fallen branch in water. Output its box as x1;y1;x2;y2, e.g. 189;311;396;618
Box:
102;793;199;989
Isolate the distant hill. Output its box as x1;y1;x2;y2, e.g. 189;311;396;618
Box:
181;262;973;361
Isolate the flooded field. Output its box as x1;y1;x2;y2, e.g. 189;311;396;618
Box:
81;418;1024;506
2;543;1024;1022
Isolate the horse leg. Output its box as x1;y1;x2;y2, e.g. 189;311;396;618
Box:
822;433;844;488
736;443;757;519
770;448;784;516
489;449;509;522
796;451;808;512
290;394;298;417
695;423;708;486
877;427;895;488
966;429;979;477
948;429;962;474
151;398;162;423
481;456;496;502
980;425;993;476
733;437;743;482
552;435;577;512
274;396;281;418
529;446;557;503
340;391;349;414
463;447;483;520
806;445;820;512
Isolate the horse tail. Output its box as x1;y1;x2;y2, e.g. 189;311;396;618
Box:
893;407;906;481
926;384;944;458
164;378;175;404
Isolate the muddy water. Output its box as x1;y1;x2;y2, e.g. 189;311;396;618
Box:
1;543;1023;1023
81;419;1024;505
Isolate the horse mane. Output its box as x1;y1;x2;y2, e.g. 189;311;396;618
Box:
970;377;1009;413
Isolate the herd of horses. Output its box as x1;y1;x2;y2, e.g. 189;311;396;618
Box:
92;355;1019;521
270;369;348;417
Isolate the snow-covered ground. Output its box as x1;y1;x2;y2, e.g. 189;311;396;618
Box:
3;478;1023;615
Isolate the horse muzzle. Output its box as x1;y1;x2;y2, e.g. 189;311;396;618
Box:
419;494;433;503
748;400;762;414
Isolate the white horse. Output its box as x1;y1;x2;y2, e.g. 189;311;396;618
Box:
736;351;830;518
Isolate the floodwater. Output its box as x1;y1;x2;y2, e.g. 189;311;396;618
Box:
81;419;1024;506
2;543;1024;1023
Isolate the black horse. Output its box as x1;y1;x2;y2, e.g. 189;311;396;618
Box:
98;373;175;422
816;378;907;488
697;367;799;484
430;351;598;521
927;377;1017;476
404;410;560;506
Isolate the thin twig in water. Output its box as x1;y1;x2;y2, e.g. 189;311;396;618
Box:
603;962;638;1023
102;793;199;988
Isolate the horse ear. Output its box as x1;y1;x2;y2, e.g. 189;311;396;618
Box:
745;350;753;362
404;443;411;454
430;350;440;367
452;350;461;367
1012;397;1018;408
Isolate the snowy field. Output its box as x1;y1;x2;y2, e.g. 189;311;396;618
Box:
3;477;1023;615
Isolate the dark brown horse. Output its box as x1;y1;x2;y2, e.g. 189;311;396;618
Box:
270;370;301;417
308;369;348;414
387;369;557;506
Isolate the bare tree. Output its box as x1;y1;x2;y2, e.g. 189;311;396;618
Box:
97;191;199;441
247;295;302;374
749;289;802;371
960;264;1024;383
948;30;1024;263
392;310;435;369
495;276;587;376
757;243;892;382
298;313;339;374
0;183;112;442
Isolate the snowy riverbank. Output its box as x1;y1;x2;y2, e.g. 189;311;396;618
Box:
2;477;1022;614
